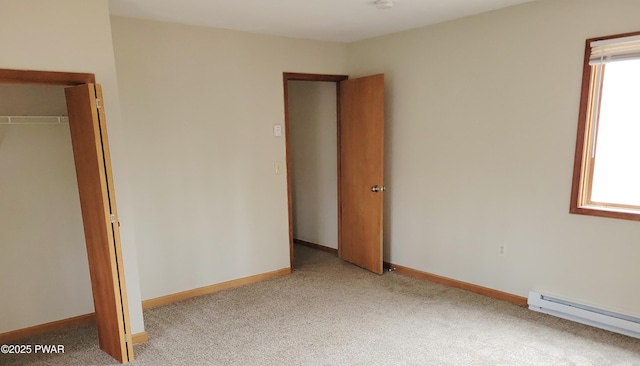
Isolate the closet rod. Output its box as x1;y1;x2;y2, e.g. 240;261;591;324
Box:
0;116;69;125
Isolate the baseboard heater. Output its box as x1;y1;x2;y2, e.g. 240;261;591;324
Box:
528;291;640;339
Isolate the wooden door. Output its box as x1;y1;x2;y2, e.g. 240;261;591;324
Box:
339;74;385;274
65;84;133;363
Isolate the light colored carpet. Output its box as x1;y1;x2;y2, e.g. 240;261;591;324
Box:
3;244;640;365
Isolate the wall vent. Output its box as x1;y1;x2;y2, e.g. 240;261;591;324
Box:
528;291;640;339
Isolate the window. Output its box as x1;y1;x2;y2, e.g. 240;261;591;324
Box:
570;32;640;221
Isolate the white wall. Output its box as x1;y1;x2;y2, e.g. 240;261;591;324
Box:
110;17;347;300
0;0;144;334
289;81;338;249
0;85;68;116
347;0;640;317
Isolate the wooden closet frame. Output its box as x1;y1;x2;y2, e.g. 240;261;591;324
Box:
0;68;133;363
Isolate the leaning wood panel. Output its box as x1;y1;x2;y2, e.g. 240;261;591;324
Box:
65;84;129;363
94;84;134;359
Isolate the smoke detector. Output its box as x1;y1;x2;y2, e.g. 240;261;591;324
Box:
373;0;394;10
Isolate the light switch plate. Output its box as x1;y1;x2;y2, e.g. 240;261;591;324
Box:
273;124;282;137
275;161;283;175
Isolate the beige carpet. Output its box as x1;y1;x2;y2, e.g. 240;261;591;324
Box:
3;244;640;365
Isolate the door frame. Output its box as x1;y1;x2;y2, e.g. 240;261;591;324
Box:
282;72;348;268
0;68;132;362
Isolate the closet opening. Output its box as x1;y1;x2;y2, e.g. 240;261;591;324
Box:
0;69;133;363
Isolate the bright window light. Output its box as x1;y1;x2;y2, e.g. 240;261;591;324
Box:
590;59;640;207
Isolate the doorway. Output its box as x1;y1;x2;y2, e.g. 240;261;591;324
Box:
283;72;386;274
283;73;346;269
0;69;133;363
288;80;337;249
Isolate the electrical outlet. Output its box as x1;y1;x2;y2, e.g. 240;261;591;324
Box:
498;245;507;257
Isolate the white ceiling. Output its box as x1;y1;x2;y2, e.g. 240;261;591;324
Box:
108;0;534;43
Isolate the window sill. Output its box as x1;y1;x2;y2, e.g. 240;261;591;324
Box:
570;205;640;222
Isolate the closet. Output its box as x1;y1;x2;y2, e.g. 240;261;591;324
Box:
0;84;92;336
0;69;133;363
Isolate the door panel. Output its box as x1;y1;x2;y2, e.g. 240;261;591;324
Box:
65;84;132;363
339;74;385;274
94;85;134;359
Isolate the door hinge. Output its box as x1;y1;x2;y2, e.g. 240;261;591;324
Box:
96;98;102;109
110;214;116;223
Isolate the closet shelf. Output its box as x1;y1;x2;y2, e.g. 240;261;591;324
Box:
0;116;69;125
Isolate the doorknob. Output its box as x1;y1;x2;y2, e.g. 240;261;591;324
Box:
371;185;386;193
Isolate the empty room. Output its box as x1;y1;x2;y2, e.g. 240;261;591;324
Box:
1;0;640;364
